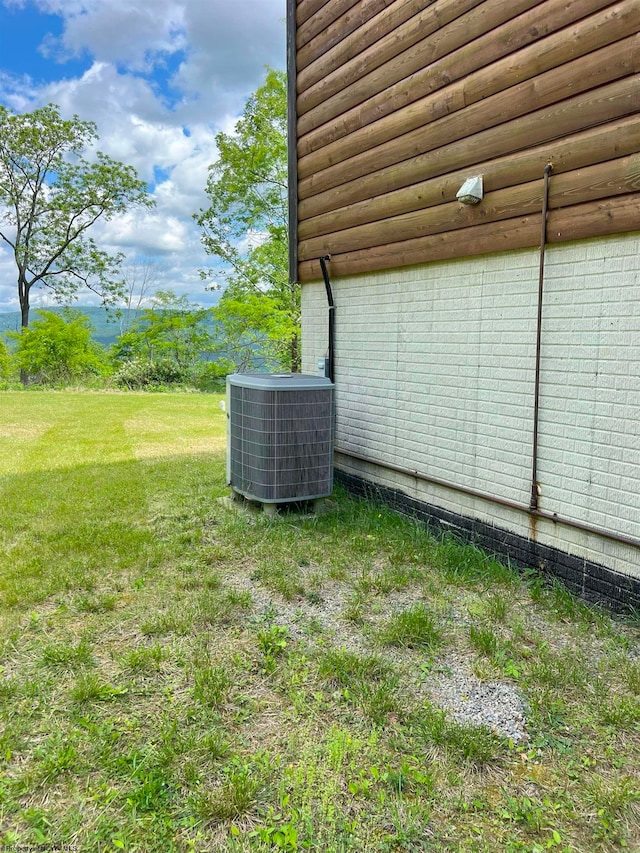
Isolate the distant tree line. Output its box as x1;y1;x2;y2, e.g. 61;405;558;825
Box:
0;288;281;389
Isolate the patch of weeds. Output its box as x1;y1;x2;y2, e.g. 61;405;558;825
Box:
204;572;223;590
382;759;434;796
157;717;200;766
483;591;509;623
527;690;569;741
178;574;205;591
82;718;122;766
545;580;606;625
0;676;19;704
305;589;324;606
356;564;420;594
623;659;640;695
125;765;175;812
198;588;252;626
193;649;233;710
435;536;516;587
0;719;27;762
317;648;391;686
378;603;443;651
414;703;507;766
22;808;53;845
189;754;271;823
206;543;239;566
113;747;176;813
140;609;193;636
373;564;423;593
598;695;640;728
253;562;305;601
71;672;128;704
193;664;232;709
530;577;609;629
257;624;290;672
327;560;348;581
74;592;117;613
225;588;253;609
525;646;590;689
201;730;231;762
469;624;500;657
317;649;398;725
468;625;522;679
353;674;401;726
248;809;302;852
342;592;367;625
34;732;82;782
498;793;561;835
40;637;94;669
303;616;324;636
120;643;165;673
585;775;640;845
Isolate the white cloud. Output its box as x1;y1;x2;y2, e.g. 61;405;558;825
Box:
0;246;21;314
101;210;189;254
49;1;187;72
0;0;286;312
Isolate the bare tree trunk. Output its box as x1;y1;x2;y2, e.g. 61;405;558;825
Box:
19;282;29;385
290;333;299;373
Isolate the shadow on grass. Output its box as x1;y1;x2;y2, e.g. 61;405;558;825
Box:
0;452;227;610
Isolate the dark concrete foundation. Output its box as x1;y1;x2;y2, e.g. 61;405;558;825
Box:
336;469;640;614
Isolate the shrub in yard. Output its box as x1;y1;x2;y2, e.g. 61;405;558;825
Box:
112;356;189;389
8;309;108;385
0;337;12;382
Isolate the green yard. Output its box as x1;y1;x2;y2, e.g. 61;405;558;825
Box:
0;392;638;851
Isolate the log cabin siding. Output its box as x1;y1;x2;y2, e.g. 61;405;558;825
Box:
292;0;640;282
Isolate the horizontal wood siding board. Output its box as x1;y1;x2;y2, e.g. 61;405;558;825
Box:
297;0;331;27
297;0;426;84
298;117;640;239
298;36;639;195
298;0;637;171
289;0;299;288
297;0;362;48
297;0;618;157
297;76;640;218
297;155;640;260
297;194;640;280
296;0;489;111
297;0;390;72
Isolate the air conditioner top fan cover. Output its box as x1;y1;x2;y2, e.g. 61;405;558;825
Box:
227;373;334;503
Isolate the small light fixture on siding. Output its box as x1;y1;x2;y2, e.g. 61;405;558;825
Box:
456;175;483;205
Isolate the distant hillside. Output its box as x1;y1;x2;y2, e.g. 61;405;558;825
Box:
0;305;218;348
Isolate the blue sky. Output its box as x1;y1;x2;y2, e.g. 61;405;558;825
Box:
0;0;286;313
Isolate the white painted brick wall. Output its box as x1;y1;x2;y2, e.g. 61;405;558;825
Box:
301;234;640;580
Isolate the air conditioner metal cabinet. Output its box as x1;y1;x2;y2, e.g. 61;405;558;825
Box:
227;373;334;503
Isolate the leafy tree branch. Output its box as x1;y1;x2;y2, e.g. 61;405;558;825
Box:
0;103;153;333
196;68;298;372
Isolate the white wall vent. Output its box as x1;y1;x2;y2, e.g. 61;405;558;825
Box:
227;373;334;503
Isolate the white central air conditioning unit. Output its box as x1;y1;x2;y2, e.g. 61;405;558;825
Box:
226;373;334;504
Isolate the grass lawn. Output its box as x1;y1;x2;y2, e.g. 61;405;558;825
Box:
0;390;638;852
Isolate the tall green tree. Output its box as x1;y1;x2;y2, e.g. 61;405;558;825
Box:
213;292;297;374
196;68;298;371
8;309;107;385
0;103;152;330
